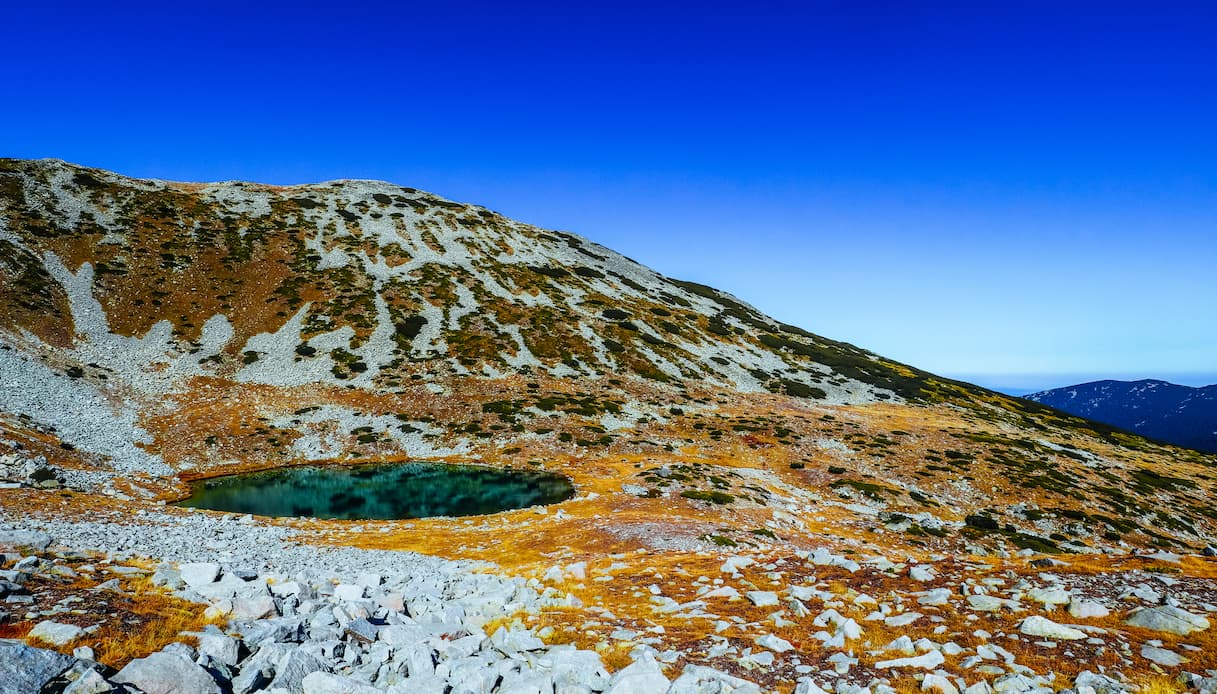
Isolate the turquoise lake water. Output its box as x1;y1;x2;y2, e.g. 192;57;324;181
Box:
173;462;574;520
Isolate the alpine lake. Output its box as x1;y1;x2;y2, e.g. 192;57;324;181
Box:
173;462;575;520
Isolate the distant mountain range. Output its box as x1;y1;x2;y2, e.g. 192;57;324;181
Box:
1026;379;1217;453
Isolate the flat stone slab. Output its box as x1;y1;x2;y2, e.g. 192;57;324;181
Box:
1125;606;1210;635
1019;615;1088;640
27;620;85;647
874;650;945;670
1141;644;1184;667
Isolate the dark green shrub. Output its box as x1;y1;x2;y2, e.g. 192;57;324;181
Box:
681;489;735;504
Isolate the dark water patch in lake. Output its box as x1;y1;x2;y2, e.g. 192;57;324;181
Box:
173;462;574;519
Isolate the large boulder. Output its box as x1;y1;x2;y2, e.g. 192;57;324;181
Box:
113;651;223;694
0;530;52;551
268;649;329;692
195;632;241;667
0;640;75;694
1124;606;1210;635
178;562;221;587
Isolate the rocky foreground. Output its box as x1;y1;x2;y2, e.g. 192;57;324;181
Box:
2;517;1217;694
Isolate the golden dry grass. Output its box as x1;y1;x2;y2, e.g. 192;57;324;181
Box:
12;571;217;669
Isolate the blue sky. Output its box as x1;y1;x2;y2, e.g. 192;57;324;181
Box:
4;1;1215;391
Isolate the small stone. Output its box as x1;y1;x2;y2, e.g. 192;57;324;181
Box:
332;583;365;601
918;588;952;606
1068;599;1110;619
968;594;1017;612
344;618;378;644
1018;615;1087;641
1140;643;1183;667
745;591;779;607
922;673;960;694
301;671;381;694
62;668;113;694
885;612;923;627
756;633;794;653
1027;587;1071;607
28;620;85;646
874;650;945;670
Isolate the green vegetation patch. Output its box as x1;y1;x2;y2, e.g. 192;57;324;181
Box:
681;489;735;505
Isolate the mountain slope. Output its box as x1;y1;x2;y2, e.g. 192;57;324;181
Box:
0;158;1214;543
1027;379;1217;453
0;157;972;405
4;159;1217;691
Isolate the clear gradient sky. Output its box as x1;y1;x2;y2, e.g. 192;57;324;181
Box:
4;1;1215;393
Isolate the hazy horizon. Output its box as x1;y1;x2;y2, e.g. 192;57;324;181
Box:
945;372;1217;397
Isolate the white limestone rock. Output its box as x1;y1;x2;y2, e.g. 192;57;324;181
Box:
1018;615;1088;640
27;620;85;647
1140;644;1184;667
178;562;221;587
606;652;669;694
756;633;794;653
874;650;945;670
114;652;222;694
1068;599;1110;619
1124;606;1210;635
